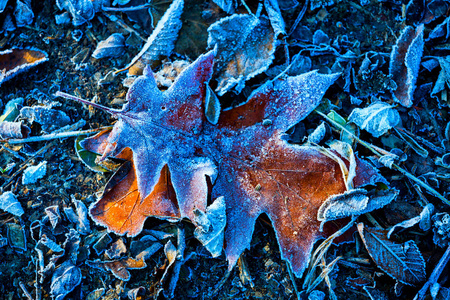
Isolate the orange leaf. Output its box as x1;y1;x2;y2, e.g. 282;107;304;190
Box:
77;50;388;277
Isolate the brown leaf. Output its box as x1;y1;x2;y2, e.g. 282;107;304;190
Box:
76;50;387;277
357;223;426;285
0;48;48;86
86;257;147;281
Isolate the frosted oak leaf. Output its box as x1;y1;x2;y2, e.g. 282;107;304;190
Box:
73;50;385;276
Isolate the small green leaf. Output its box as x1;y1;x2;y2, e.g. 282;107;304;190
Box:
75;135;110;173
327;110;347;127
0;98;23;122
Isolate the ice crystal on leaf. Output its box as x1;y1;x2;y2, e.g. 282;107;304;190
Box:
79;51;387;276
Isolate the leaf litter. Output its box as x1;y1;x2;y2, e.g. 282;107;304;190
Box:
1;0;450;299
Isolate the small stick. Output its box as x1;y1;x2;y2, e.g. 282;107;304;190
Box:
19;281;33;300
55;91;119;115
316;110;450;206
414;245;450;300
288;0;309;36
103;12;146;42
102;4;151;11
5;128;107;144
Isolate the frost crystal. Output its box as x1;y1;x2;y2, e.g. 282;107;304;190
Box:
349;102;400;138
22;161;47;185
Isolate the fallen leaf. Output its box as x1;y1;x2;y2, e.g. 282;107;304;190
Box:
0;121;30;139
0;192;24;217
124;0;184;75
86;257;146;281
74;51;388;276
389;24;424;107
207;14;276;95
0;48;48;87
92;33;126;59
348;101;400;138
50;261;82;300
357;223;426;285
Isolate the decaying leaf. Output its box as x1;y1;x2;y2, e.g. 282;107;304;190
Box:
317;188;398;224
348;102;400;138
86;257;146;281
0;97;23;122
20;106;71;132
357;223;426;285
0;48;48;87
193;196;226;258
56;0;107;26
212;0;236;13
22;161;47;185
92;33;126;59
0;121;30;139
73;50;389;277
0;191;24;217
389;24;424;107
387;203;434;238
207;14;276;95
50;260;82;300
124;0;184;75
264;0;286;37
64;199;91;235
432;212;450;248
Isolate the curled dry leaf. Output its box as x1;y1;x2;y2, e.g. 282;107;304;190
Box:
124;0;184;75
50;260;82;300
207;14;276;95
389;24;424;107
0;191;24;217
0;48;48;87
73;51;389;277
357;223;426;285
86;257;146;281
0;121;30;139
92;33;126;59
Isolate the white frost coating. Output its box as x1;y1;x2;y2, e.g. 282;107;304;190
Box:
387;203;434;239
0;191;24;217
245;70;340;132
349;101;400;138
308;122;326;144
92;33;125;59
264;0;286;37
207;14;276;95
389;24;424;107
123;0;184;70
22;161;47;185
318;189;369;223
194;196;226;257
169;157;217;218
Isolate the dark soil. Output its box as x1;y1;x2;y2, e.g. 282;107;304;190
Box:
0;0;449;299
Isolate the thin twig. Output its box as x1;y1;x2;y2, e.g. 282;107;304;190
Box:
288;0;308;36
414;245;450;300
315;110;450;206
102;4;151;11
5;128;107;144
19;282;33;300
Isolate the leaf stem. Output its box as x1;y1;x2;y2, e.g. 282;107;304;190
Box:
55;91;120;115
315;110;450;206
414;244;450;300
